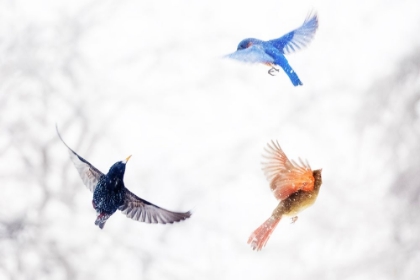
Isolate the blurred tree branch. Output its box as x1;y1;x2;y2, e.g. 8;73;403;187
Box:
0;2;112;279
359;45;420;280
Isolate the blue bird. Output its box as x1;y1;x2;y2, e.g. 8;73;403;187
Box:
56;126;191;229
226;12;318;86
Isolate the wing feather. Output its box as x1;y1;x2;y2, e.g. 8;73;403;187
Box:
56;125;104;192
262;140;314;201
268;11;319;55
225;45;274;64
119;188;191;224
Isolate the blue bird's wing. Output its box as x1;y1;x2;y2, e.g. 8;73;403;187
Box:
225;45;274;64
119;187;191;224
268;11;318;55
56;126;104;192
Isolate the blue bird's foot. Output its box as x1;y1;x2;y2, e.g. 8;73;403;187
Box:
268;67;280;76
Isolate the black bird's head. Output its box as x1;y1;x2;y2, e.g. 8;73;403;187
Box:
237;38;259;50
107;155;131;180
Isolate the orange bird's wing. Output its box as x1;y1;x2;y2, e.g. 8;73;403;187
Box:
262;140;314;201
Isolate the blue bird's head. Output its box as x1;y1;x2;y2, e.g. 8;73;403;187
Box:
237;38;260;50
107;155;131;180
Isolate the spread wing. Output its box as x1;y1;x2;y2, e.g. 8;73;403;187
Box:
262;140;314;201
119;187;191;224
225;45;274;64
56;125;104;192
268;11;318;55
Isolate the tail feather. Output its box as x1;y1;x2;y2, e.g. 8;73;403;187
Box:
95;213;111;229
247;216;281;251
282;64;302;86
274;57;303;86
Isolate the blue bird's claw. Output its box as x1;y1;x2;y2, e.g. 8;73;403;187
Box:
268;67;280;76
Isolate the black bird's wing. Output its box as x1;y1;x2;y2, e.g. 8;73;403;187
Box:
119;187;191;224
56;126;104;192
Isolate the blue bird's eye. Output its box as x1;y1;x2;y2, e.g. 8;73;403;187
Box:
237;41;252;50
237;40;246;50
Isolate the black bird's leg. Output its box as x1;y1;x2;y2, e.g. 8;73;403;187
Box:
268;66;280;76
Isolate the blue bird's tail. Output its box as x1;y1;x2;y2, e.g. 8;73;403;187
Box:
274;57;303;86
284;66;303;86
281;63;303;86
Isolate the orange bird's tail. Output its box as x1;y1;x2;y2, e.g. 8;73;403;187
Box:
247;216;281;251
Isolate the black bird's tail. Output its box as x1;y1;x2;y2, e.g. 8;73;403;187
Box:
95;213;111;229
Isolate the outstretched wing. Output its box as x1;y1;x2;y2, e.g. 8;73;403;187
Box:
268;11;318;55
262;140;314;201
225;45;274;64
56;125;104;192
119;187;191;224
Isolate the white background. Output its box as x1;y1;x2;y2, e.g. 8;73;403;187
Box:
1;0;420;279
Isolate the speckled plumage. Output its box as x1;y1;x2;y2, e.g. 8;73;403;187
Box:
56;126;192;229
93;164;125;212
247;140;322;251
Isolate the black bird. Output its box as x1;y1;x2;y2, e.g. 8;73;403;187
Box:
56;127;192;229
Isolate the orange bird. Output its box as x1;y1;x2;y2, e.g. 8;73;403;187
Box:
248;140;322;251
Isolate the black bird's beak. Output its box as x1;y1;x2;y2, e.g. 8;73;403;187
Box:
124;155;132;164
